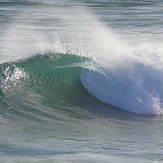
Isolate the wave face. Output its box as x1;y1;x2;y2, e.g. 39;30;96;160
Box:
0;53;98;121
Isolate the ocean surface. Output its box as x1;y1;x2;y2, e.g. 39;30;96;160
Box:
0;0;163;162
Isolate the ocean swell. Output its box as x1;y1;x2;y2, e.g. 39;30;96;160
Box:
0;53;98;121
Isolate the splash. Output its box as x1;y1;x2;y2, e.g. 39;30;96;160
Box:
81;41;163;115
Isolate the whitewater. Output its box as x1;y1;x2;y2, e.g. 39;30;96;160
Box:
0;0;163;162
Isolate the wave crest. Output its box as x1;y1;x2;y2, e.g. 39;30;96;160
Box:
81;49;163;115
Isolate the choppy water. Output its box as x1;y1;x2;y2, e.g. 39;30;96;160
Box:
0;0;163;162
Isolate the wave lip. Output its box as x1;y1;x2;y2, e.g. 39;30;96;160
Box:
80;60;163;116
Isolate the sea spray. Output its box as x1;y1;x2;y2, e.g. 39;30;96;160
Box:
81;42;163;115
0;3;125;63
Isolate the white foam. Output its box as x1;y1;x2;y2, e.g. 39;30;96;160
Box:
80;41;163;115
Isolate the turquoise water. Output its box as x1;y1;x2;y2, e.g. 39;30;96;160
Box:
0;0;163;162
